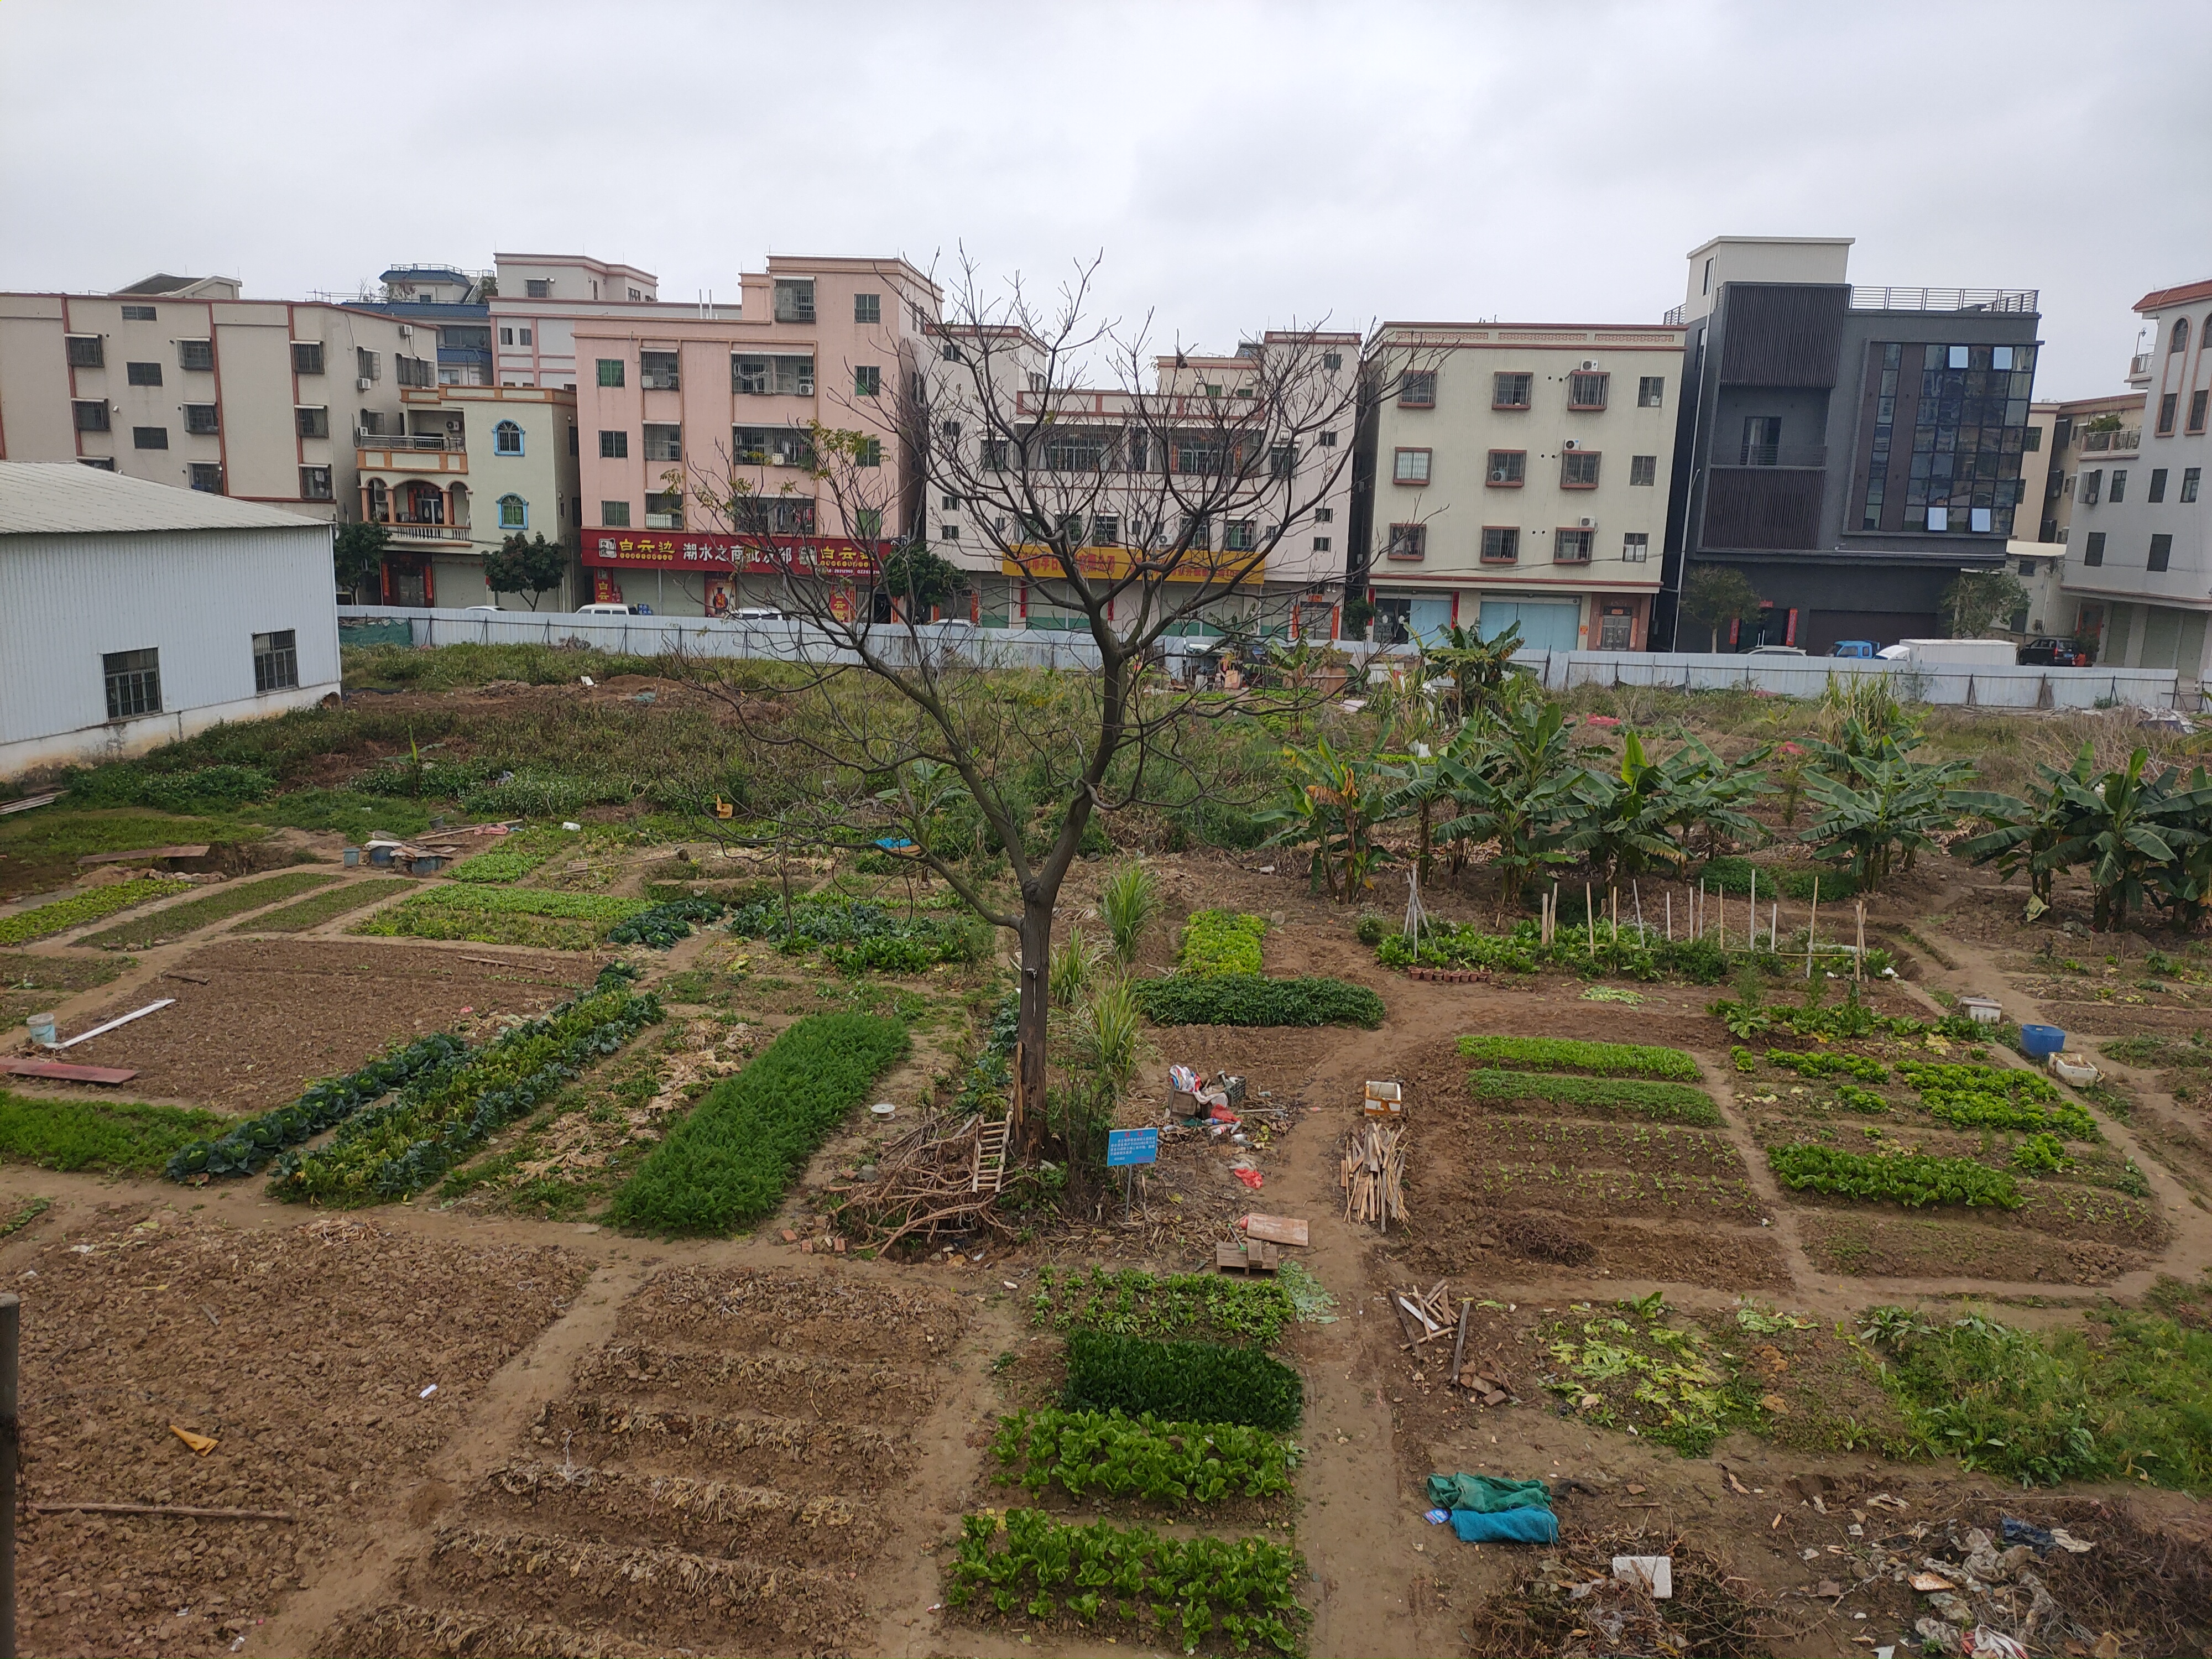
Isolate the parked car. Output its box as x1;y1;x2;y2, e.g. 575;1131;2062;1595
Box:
733;606;784;620
1747;644;1807;656
575;602;637;615
1830;640;1877;659
1876;643;1912;661
2017;636;2088;667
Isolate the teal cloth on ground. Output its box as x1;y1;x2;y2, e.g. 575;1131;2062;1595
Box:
1425;1473;1552;1513
1451;1507;1559;1545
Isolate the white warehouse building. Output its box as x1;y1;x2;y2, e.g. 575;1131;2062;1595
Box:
0;463;340;775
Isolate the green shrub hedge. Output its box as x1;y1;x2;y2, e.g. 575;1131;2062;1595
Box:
1455;1035;1702;1081
1133;974;1383;1029
1063;1330;1302;1430
1468;1070;1722;1126
609;1011;907;1234
1178;910;1266;977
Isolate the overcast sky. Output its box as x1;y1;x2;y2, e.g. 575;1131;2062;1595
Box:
4;0;2206;400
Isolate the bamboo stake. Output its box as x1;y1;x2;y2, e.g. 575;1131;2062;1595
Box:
1632;881;1645;944
1770;901;1778;953
1585;884;1595;952
1666;892;1672;941
1806;877;1820;978
1855;900;1865;983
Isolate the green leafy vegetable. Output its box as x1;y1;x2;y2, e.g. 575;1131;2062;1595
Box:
1031;1267;1295;1347
990;1408;1297;1506
1467;1070;1721;1125
1063;1330;1302;1430
1767;1142;2021;1209
1132;973;1383;1029
0;880;182;945
1178;910;1267;977
1456;1035;1702;1080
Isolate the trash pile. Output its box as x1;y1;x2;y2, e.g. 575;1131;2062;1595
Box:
1463;1525;1767;1658
1902;1520;2097;1657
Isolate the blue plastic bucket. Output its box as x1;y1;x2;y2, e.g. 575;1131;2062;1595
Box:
2020;1024;2067;1058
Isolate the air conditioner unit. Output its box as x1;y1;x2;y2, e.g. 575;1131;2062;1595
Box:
398;325;414;340
1578;517;1597;529
357;377;373;392
1562;439;1579;450
1579;359;1599;372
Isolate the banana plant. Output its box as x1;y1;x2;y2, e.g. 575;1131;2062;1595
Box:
1433;698;1580;912
1421;621;1527;724
1564;730;1769;887
1799;736;1975;890
2045;748;2211;930
1954;744;2100;904
1258;734;1396;900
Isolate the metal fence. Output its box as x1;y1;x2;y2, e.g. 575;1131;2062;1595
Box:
338;608;2184;709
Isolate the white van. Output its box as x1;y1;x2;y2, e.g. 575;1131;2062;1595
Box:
575;602;638;615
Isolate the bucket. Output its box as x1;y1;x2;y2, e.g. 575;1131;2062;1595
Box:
342;846;361;868
2020;1024;2067;1059
25;1013;56;1047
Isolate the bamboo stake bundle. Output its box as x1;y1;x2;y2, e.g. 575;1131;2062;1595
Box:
1340;1120;1407;1231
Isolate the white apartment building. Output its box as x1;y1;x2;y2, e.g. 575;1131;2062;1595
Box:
1357;321;1686;650
0;274;430;523
488;254;702;390
926;330;1363;639
2059;277;2212;693
354;383;581;609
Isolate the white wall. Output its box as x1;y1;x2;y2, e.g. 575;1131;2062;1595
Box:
0;523;340;774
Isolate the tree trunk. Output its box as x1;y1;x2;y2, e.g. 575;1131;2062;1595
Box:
1014;897;1053;1158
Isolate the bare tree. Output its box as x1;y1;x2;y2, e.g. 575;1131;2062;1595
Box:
672;257;1383;1157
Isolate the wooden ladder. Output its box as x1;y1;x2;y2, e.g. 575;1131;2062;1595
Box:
973;1120;1009;1193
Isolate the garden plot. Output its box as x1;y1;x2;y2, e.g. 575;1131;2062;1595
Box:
326;1266;971;1659
1730;1040;2168;1280
353;884;650;951
13;1209;587;1659
48;938;586;1113
1392;1031;1785;1290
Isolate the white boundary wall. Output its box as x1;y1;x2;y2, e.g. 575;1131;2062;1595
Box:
339;608;2183;710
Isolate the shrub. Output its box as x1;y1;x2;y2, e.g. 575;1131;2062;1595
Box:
610;1011;907;1234
1896;1061;2096;1139
1132;974;1383;1029
1468;1070;1722;1126
991;1409;1298;1507
1765;1047;1888;1083
1032;1267;1296;1347
1099;863;1160;966
0;880;182;945
947;1509;1307;1654
1063;1329;1302;1430
1767;1142;2022;1209
1455;1035;1702;1081
1178;910;1266;977
274;966;660;1204
77;869;339;950
60;761;276;813
165;1032;469;1180
1353;912;1386;946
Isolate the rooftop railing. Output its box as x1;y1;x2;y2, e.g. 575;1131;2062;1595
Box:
1850;286;2038;314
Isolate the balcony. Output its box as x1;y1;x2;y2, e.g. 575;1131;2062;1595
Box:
357;429;468;476
387;521;471;544
2128;354;2153;384
1849;286;2037;314
2078;428;2141;454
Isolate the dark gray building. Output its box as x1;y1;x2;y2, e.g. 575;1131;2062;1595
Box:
1656;237;2042;653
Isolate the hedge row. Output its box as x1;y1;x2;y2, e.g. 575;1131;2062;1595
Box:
1063;1330;1302;1431
1133;974;1383;1029
1468;1070;1722;1126
1455;1034;1702;1081
609;1010;908;1234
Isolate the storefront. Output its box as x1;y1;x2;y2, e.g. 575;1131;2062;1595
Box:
580;527;877;618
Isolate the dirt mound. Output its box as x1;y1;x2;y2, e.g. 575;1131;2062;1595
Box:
573;1342;940;1424
614;1265;971;1361
327;1603;657;1657
416;1525;863;1655
1514;1215;1599;1265
472;1461;891;1565
534;1401;909;1495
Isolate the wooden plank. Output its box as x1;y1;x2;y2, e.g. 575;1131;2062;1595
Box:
76;845;210;865
0;791;61;816
0;1059;139;1085
1239;1214;1308;1248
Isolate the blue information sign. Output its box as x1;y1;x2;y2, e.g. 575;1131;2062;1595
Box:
1105;1128;1160;1168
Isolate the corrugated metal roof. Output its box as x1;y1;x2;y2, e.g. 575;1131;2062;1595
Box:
0;464;326;537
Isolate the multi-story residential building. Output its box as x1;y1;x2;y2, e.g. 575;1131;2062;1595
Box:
571;255;937;614
1355;320;1686;649
1661;236;2043;653
355;265;494;387
353;382;580;608
921;331;1361;638
2058;277;2212;692
2020;400;2061;542
2041;392;2147;557
0;273;429;522
488;254;672;389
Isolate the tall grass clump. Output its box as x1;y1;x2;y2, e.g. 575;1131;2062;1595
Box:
1099;863;1159;966
1050;925;1097;1010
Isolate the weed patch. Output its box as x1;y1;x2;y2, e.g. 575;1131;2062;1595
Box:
0;1091;228;1175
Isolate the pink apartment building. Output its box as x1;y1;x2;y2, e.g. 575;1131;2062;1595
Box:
571;255;938;614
